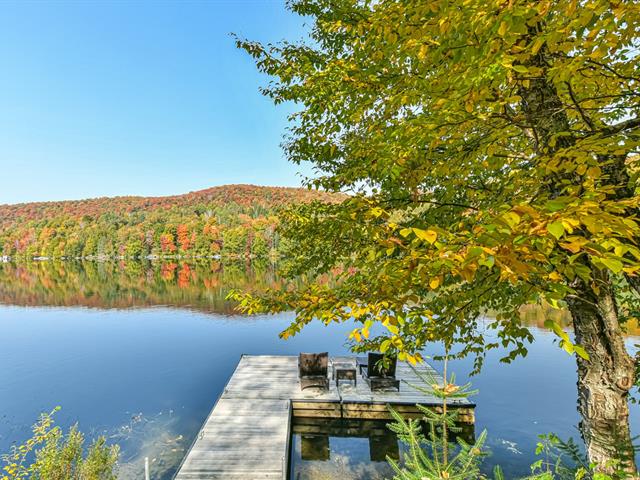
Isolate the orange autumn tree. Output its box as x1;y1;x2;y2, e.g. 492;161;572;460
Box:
177;224;192;252
234;0;640;472
159;232;176;254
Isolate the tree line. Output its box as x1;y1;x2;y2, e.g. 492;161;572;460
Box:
0;185;342;260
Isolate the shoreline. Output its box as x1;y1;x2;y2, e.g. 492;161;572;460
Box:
0;253;278;263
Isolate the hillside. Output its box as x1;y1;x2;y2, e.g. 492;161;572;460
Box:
0;185;343;260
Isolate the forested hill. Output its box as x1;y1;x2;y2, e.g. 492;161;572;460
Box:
0;185;343;260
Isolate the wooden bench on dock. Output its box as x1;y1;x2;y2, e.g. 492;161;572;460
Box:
174;355;475;480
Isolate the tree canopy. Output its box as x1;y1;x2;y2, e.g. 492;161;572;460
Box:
235;0;640;471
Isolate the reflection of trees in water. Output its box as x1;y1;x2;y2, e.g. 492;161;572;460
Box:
0;260;289;315
292;419;398;480
518;304;572;328
518;303;640;336
2;260;638;335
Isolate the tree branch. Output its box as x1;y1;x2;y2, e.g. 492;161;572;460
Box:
601;117;640;136
586;59;640;82
566;81;595;131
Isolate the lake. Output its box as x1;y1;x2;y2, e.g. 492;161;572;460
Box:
0;260;638;479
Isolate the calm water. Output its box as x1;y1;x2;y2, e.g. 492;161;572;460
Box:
0;260;638;479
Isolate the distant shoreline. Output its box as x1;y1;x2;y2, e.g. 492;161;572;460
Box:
0;253;276;263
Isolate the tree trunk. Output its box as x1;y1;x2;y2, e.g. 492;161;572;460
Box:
567;273;636;473
516;36;637;470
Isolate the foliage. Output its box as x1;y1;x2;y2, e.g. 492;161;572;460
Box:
0;185;342;260
523;433;621;480
1;407;119;480
234;0;640;468
235;0;640;365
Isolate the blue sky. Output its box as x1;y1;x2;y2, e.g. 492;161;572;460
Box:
0;1;311;205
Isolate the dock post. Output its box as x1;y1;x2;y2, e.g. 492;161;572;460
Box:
145;457;150;480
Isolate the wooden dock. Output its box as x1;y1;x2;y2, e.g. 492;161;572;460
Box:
174;355;475;480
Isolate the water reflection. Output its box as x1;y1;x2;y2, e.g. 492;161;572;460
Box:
301;434;330;461
0;259;285;315
3;260;640;335
291;419;399;480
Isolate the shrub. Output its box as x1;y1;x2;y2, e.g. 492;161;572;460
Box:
1;407;119;480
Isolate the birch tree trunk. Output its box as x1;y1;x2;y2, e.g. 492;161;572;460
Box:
519;46;637;471
567;275;636;472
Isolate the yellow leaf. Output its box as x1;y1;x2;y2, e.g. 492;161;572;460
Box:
350;329;362;342
434;98;447;109
531;37;545;55
502;211;521;228
561;220;575;234
586;166;601;178
386;323;399;334
574;344;590;360
412;228;437;244
429;276;441;289
601;257;623;274
498;21;508;36
549;271;562;281
560;241;582;253
418;44;428;60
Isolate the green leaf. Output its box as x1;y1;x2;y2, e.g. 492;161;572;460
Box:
601;257;623;273
573;345;590;361
544;319;569;343
547;221;565;239
544;200;567;212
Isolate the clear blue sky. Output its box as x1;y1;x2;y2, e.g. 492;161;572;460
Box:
0;0;311;205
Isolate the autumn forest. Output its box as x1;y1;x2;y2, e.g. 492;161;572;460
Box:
0;185;342;261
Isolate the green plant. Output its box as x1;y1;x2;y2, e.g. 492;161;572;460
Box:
1;407;119;480
387;356;488;479
525;433;635;480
